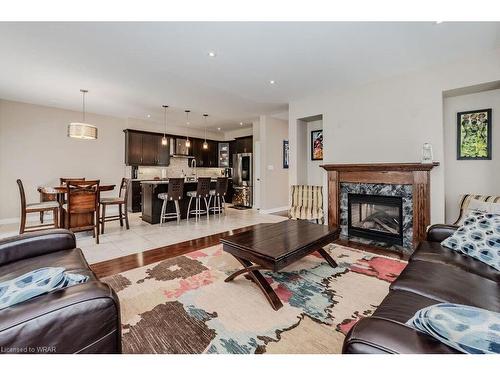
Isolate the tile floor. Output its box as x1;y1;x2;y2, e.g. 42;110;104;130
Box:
0;208;287;264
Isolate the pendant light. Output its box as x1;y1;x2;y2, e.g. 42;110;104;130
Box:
203;114;209;150
68;89;98;140
161;105;168;146
184;110;191;148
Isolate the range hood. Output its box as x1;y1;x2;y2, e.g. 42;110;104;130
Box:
170;138;194;158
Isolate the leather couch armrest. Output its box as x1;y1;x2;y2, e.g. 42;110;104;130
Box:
342;317;460;354
0;281;121;354
0;229;76;267
426;224;458;243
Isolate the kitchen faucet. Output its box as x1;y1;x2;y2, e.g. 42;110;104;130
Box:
191;159;197;179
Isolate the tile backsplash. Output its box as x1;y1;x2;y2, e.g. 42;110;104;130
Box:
137;157;225;180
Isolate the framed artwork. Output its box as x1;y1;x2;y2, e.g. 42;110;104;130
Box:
457;109;492;160
283;140;289;169
311;130;323;160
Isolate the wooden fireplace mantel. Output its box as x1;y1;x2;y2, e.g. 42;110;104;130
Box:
321;162;439;172
320;162;439;248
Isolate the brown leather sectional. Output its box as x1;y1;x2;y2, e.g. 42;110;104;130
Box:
0;229;121;354
342;224;500;354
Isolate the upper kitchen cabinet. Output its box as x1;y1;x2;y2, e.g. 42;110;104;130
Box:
235;136;253;154
189;139;218;167
124;129;170;166
125;130;143;165
156;136;170;165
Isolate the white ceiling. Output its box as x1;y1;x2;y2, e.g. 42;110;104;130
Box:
1;22;499;130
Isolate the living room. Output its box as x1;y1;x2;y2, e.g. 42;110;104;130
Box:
0;1;499;373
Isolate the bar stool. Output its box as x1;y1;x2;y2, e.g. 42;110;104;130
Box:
99;178;131;234
158;178;185;224
186;177;211;221
209;177;228;215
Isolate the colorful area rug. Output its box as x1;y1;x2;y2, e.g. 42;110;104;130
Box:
102;243;407;354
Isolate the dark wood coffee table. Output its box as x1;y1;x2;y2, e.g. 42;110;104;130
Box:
221;220;340;310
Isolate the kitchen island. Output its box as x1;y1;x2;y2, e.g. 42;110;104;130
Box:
141;179;232;224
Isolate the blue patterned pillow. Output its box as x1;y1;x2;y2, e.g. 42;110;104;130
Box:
407;303;500;354
0;267;88;310
441;211;500;271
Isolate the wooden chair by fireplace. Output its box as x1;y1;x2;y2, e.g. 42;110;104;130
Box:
62;179;100;244
288;185;324;224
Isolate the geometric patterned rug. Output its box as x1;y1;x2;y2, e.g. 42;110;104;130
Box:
102;243;407;354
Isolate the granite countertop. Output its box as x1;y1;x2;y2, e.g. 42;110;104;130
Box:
139;178;220;184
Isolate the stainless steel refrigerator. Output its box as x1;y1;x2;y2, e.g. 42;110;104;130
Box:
232;153;253;207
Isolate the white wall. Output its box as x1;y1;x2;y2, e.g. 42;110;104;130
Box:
443;89;500;223
256;116;289;212
306;120;324;186
0;99;222;222
289;48;500;224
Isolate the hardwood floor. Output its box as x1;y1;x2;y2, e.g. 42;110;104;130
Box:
91;222;405;278
91;224;261;278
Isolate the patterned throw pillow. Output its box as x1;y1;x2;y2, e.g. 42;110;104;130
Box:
441;211;500;271
407;303;500;354
0;267;88;310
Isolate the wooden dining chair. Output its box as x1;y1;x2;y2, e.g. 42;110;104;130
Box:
99;178;130;234
38;188;58;224
17;179;60;234
62;179;100;244
59;177;85;205
60;177;85;185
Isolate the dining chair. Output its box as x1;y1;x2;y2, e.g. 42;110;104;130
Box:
62;179;100;244
158;178;185;224
187;177;211;221
38;188;58;224
208;177;228;215
60;177;85;185
17;179;60;234
59;177;85;205
99;178;130;234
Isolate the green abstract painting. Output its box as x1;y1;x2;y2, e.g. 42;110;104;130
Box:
457;109;492;160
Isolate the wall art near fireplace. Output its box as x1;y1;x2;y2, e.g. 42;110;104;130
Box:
311;130;323;160
457;108;492;160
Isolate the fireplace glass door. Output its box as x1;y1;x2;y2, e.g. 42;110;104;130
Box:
347;193;403;245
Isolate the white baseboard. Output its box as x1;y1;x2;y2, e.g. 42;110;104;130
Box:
260;206;289;215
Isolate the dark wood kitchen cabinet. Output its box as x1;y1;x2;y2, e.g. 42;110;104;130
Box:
190;139;219;167
125;131;143;165
141;133;157;165
156;136;170;165
124;129;170;166
127;180;142;212
235;136;253;153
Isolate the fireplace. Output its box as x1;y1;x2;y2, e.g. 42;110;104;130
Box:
347;193;403;246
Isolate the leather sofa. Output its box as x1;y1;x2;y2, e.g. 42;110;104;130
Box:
342;224;500;354
0;229;121;354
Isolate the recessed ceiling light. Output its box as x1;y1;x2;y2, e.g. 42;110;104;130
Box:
217;127;221;131
208;51;217;57
146;114;151;118
269;80;276;85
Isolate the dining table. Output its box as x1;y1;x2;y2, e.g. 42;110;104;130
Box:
38;183;116;228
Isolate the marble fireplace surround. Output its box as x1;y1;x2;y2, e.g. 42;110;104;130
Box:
321;162;439;254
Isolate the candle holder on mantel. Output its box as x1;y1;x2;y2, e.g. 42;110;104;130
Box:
421;143;434;164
